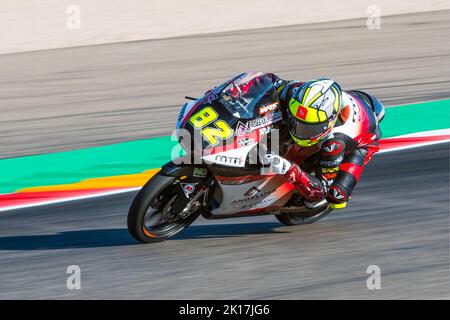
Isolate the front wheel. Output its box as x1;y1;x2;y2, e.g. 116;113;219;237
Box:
127;173;203;243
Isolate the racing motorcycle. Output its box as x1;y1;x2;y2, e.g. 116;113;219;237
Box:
127;72;332;243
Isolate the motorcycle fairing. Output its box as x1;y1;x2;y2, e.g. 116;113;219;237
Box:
174;72;294;216
176;72;282;153
210;174;294;216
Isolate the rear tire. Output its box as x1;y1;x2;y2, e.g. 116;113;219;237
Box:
127;173;201;243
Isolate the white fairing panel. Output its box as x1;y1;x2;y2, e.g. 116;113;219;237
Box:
201;143;257;168
332;92;360;138
211;175;293;215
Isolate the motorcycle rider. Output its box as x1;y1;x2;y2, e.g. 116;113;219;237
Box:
262;73;385;210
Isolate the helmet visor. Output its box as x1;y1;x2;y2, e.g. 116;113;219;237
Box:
287;112;330;140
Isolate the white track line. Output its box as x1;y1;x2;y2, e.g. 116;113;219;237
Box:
0;187;141;212
395;128;449;137
378;139;450;154
378;128;450;153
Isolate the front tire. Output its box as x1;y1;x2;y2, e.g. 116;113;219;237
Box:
127;173;201;243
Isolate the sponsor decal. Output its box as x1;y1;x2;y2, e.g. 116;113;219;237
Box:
258;195;279;206
323;173;338;180
239;195;279;210
259;102;278;115
231;188;275;208
248;111;282;130
193;167;208;178
237;137;255;147
181;183;197;196
214;155;243;165
319;156;343;166
245;121;261;132
236;121;251;136
235;111;282;137
321;166;339;173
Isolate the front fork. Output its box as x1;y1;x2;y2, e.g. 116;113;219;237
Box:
160;161;215;219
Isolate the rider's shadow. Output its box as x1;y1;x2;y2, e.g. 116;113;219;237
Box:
174;222;287;240
0;222;286;250
0;228;134;250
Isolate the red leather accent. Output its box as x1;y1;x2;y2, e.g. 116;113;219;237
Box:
283;164;325;201
296;105;308;120
322;140;344;155
323;173;338;180
363;144;380;166
285;163;301;184
340;163;363;181
293;170;325;201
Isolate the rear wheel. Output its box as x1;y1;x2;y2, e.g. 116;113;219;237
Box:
127;173;203;243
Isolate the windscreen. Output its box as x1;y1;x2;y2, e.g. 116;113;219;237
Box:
219;72;277;119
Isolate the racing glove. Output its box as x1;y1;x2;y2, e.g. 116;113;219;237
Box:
261;154;325;202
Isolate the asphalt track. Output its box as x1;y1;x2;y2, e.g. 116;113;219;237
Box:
0;10;449;158
0;143;448;299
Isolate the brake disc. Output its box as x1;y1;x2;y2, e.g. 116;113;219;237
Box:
161;194;179;223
